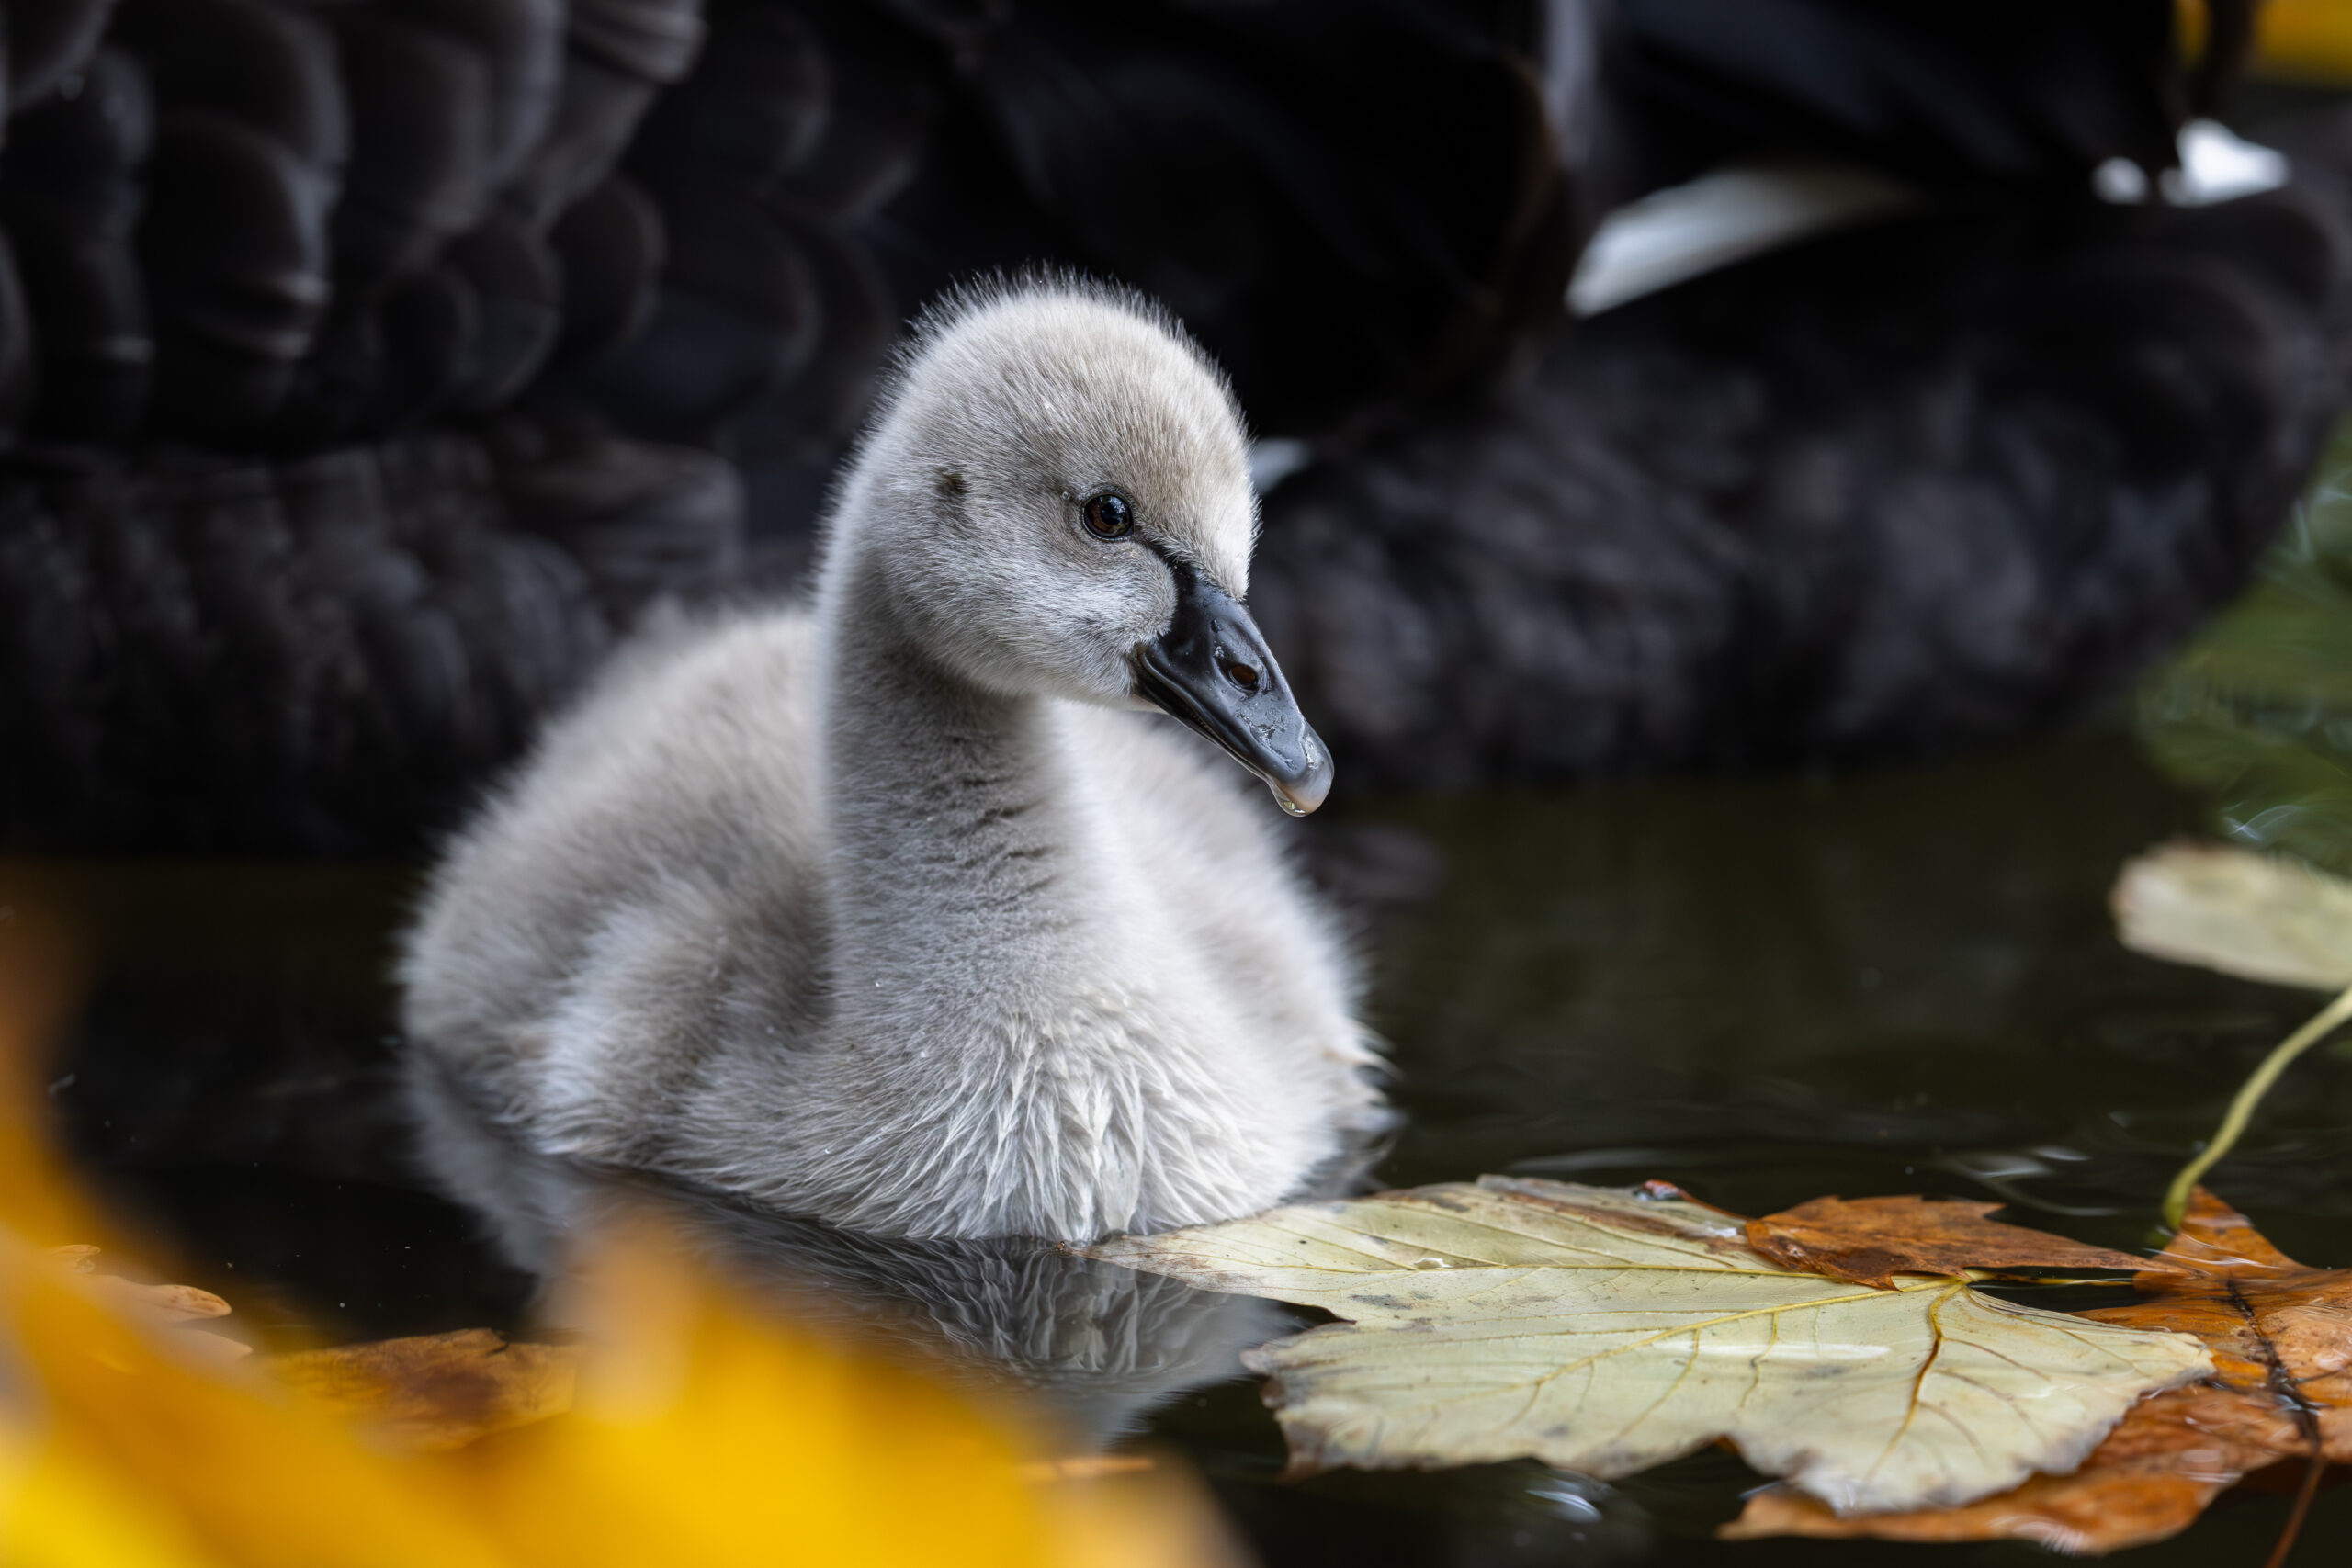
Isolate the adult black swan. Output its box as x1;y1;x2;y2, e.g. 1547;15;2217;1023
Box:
0;0;2346;848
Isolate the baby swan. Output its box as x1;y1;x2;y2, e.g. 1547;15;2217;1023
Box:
400;281;1383;1241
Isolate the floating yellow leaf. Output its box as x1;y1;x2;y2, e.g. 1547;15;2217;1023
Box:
2182;0;2352;84
1087;1178;2211;1515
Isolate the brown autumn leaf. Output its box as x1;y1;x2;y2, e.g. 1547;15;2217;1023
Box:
1746;1195;2174;1289
93;1278;234;1323
269;1327;582;1452
50;1243;232;1320
1726;1188;2352;1553
50;1243;249;1362
49;1249;1141;1476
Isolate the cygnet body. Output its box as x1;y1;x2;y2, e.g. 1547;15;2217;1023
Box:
400;281;1383;1241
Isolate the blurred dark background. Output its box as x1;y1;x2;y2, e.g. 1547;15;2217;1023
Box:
0;0;2347;853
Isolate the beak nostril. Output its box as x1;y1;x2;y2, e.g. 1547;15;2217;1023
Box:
1136;578;1332;813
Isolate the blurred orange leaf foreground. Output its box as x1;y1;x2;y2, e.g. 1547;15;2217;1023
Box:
2244;0;2352;83
0;915;1232;1568
269;1328;1151;1481
1730;1188;2352;1553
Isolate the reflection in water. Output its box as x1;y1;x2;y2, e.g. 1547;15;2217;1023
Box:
407;1053;1291;1450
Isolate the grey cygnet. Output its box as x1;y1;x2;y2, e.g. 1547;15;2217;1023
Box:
399;279;1385;1241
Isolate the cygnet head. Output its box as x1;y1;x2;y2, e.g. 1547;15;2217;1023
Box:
834;278;1332;813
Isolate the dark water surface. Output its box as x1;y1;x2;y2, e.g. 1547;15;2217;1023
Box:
10;729;2351;1564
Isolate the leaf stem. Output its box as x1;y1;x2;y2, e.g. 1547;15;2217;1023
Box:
2261;1455;2326;1568
2163;981;2352;1229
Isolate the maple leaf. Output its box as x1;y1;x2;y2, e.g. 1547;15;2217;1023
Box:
1725;1188;2352;1553
1084;1178;2211;1514
1747;1196;2171;1289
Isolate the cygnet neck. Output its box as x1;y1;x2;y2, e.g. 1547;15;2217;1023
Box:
815;524;1137;1046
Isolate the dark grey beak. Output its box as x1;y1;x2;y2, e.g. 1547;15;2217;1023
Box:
1131;559;1333;816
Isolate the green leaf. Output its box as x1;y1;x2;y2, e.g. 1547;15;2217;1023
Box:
2138;423;2352;874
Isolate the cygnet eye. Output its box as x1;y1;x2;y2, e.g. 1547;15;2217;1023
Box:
1081;491;1135;540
